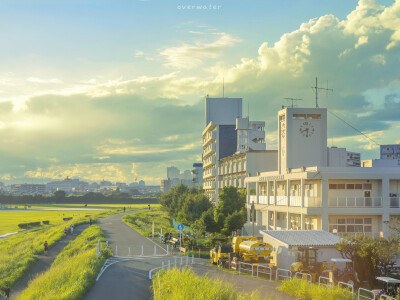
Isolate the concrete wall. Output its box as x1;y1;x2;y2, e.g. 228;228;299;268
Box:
205;97;242;126
328;147;347;167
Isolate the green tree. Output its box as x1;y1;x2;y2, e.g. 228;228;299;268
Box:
223;210;247;235
201;208;219;233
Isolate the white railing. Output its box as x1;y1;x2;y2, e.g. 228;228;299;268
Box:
318;276;332;288
276;268;291;280
294;272;312;283
269;196;275;205
390;197;400;208
328;197;382;208
276;196;288;206
249;195;257;203
289;196;302;207
259;196;268;205
304;197;322;207
358;287;376;299
256;265;273;280
238;262;255;278
203;181;215;189
338;281;354;295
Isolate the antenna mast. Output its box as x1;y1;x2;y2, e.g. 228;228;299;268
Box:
284;97;302;108
311;77;333;108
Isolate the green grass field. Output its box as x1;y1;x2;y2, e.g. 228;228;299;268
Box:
0;211;98;235
0;204;160;235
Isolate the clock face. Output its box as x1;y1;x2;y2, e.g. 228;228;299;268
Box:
299;121;315;138
280;121;286;138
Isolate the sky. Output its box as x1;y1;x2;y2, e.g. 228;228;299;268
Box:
0;0;399;185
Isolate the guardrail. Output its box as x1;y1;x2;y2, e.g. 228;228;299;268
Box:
256;264;273;280
294;272;312;283
338;281;354;295
358;287;376;299
238;262;255;278
318;276;332;288
276;268;291;281
379;294;393;299
149;255;197;279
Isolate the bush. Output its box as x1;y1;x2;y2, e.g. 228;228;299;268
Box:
42;221;50;225
278;278;355;300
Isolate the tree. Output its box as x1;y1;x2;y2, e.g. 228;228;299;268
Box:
201;208;219;233
223;210;247;235
53;190;66;201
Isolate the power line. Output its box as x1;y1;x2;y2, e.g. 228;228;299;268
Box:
327;110;380;146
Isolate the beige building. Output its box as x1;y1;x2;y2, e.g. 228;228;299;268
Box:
244;106;400;239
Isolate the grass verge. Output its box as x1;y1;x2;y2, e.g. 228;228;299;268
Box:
17;225;111;300
278;278;356;300
153;268;259;300
122;208;177;237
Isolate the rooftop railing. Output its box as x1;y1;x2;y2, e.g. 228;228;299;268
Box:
328;197;382;208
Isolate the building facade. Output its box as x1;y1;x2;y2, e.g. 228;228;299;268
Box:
244;106;400;239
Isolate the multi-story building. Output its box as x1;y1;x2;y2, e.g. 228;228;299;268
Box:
236;117;266;153
380;144;400;159
202;97;242;203
46;177;88;193
218;150;277;190
10;184;46;195
192;163;204;188
244;106;400;239
362;144;400;168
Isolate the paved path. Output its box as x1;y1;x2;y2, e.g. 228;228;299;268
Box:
6;224;89;300
84;210;294;300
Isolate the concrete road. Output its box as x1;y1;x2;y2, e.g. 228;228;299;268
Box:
84;210;294;300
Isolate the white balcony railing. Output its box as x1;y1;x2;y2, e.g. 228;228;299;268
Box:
203;156;216;168
203;168;216;179
202;131;216;146
249;195;257;203
203;181;216;189
328;197;382;208
259;196;268;205
304;197;322;207
269;196;274;205
289;196;302;207
203;143;216;157
276;196;288;206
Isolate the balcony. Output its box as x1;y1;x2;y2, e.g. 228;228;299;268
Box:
259;196;268;205
203;131;216;147
203;168;216;179
390;197;400;208
203;181;216;190
328;197;382;208
289;196;302;207
249;195;257;203
276;196;288;206
203;143;216;158
269;196;274;205
203;156;216;168
304;197;321;207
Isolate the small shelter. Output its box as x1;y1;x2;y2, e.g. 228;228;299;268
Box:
259;230;341;269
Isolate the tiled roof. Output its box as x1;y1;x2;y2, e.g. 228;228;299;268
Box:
259;230;340;247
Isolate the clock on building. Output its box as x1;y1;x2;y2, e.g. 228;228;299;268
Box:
299;121;315;138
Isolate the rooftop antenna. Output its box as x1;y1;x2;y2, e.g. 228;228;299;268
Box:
311;77;333;108
284;97;302;108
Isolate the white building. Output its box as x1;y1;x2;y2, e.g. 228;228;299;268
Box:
46;177;88;193
202;96;267;203
10;184;46;195
362;144;400;168
192;163;204;188
381;144;400;159
244;106;400;239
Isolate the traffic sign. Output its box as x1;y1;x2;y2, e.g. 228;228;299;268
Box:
177;224;184;231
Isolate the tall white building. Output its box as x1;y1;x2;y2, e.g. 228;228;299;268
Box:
244;106;400;239
236;117;266;153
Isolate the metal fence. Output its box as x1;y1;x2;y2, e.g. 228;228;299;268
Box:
276;268;292;281
358;287;376;300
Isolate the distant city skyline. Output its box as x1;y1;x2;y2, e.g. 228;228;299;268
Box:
0;0;399;185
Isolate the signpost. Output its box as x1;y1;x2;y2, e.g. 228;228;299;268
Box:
177;224;184;254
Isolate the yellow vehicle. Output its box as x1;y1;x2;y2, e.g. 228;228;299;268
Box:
231;236;273;263
210;244;234;265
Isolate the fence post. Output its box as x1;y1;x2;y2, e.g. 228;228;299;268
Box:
168;260;171;270
167;245;169;254
141;245;144;256
180;256;183;265
162;261;164;270
252;264;254;278
174;257;177;268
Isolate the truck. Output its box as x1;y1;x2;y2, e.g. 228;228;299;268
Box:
210;244;234;265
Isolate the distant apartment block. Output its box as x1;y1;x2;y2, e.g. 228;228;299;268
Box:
161;165;198;193
362;144;400;168
381;144;400;159
192;163;204;188
10;184;46;195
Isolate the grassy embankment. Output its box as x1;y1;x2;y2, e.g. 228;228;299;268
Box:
278;278;356;300
153;268;259;300
18;225;111;300
0;205;143;290
122;208;177;237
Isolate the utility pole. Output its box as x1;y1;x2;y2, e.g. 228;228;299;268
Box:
251;201;255;236
311;77;333;108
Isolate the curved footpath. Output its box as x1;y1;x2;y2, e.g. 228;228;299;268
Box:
84;210;294;300
5;224;89;300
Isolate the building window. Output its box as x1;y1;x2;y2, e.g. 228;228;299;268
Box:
329;184;337;189
330;217;373;235
337;184;345;189
363;183;372;190
346;184;355;190
355;184;362;190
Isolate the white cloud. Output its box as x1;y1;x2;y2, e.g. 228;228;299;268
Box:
161;135;180;141
26;77;62;84
370;54;386;65
160;32;241;69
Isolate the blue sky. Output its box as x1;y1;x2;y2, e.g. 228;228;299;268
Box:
0;0;399;184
